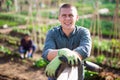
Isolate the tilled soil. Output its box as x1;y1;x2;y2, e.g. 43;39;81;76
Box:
1;53;120;80
0;53;47;80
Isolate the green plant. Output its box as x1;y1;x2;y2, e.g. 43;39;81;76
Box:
34;58;49;68
110;39;120;53
101;20;116;37
96;55;105;64
0;46;12;55
100;40;111;52
92;37;120;57
84;70;99;80
111;39;120;48
93;37;112;53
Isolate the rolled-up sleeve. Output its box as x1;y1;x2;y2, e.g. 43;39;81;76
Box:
42;30;56;60
74;28;92;59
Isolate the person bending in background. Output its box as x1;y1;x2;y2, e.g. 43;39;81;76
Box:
42;3;92;80
19;34;36;59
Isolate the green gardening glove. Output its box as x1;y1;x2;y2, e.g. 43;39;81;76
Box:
58;48;81;66
45;56;62;78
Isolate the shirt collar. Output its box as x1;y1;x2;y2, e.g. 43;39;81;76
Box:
59;26;77;37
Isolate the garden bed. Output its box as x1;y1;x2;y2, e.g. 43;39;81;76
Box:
0;53;47;80
0;26;120;80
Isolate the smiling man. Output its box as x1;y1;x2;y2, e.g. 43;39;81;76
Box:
42;3;92;80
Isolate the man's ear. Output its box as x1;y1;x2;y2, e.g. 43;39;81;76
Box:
76;15;79;21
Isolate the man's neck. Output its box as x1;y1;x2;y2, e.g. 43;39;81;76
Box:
62;28;74;37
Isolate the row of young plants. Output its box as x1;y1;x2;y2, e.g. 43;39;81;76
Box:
93;37;120;54
0;10;57;27
76;18;118;38
86;55;120;80
87;54;120;69
0;34;20;46
75;2;119;16
19;3;118;20
0;13;27;27
0;7;117;38
11;23;120;55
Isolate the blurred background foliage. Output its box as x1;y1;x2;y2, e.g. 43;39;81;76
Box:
0;0;120;79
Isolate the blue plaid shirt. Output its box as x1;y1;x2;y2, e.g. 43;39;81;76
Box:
42;25;92;60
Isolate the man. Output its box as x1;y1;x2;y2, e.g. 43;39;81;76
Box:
42;3;92;80
19;34;36;59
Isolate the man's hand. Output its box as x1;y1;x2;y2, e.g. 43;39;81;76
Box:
58;48;81;66
45;48;81;78
45;56;62;78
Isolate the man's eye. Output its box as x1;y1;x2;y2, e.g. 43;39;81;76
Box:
62;15;66;17
69;14;73;17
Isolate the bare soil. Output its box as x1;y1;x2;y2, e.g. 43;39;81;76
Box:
0;52;48;80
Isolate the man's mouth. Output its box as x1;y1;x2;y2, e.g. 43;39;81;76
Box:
64;22;71;26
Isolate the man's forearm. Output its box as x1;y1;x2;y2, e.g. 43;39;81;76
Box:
47;49;83;61
73;51;83;60
47;49;58;61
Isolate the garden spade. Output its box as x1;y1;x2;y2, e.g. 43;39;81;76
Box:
56;61;102;80
57;60;83;80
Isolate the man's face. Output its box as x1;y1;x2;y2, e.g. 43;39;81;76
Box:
58;7;79;30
